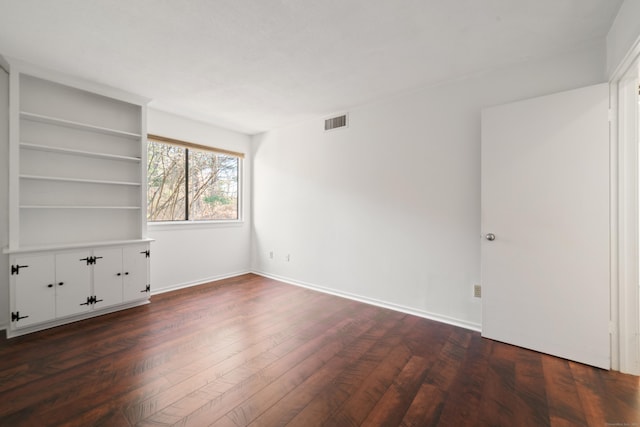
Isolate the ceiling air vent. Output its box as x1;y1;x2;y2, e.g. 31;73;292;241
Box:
324;114;348;131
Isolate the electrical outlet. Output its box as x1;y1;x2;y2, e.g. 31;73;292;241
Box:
473;284;482;298
269;251;274;260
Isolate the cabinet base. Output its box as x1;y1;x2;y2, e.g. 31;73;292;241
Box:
6;298;150;338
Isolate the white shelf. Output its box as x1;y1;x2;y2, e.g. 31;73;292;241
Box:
3;238;155;255
20;142;141;162
20;174;141;186
20;111;142;140
20;205;141;210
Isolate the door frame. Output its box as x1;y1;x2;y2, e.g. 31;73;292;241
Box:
610;35;640;375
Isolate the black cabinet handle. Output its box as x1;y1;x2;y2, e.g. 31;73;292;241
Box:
58;282;64;286
117;273;121;276
125;272;129;276
47;284;53;288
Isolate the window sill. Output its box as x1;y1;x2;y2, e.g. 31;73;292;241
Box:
147;219;245;231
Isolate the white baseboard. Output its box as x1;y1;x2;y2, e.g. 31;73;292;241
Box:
252;270;482;333
150;270;252;295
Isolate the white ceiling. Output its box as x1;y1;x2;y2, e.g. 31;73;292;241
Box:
0;0;624;134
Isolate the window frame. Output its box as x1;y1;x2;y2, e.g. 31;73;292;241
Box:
146;134;244;225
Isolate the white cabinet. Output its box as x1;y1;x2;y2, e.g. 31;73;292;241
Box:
2;57;152;337
55;251;92;318
94;244;150;306
9;243;151;336
11;254;55;327
123;245;151;302
11;250;91;328
93;247;125;308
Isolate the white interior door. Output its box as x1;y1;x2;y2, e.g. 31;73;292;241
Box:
481;83;610;369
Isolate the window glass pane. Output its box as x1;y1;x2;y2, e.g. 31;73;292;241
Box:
147;141;186;221
188;150;239;220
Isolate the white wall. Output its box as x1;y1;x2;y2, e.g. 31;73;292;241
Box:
251;41;607;330
147;109;252;293
607;0;640;76
0;68;8;327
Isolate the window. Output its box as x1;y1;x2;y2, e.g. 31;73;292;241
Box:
147;135;242;222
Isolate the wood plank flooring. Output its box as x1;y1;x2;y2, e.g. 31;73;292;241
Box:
0;273;639;426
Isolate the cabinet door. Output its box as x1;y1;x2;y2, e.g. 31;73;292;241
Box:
93;247;124;309
12;254;55;328
55;251;91;318
123;245;149;302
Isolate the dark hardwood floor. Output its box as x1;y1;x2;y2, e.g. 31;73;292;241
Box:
0;273;639;426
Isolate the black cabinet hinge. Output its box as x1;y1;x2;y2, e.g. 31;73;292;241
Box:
81;295;104;306
11;311;29;322
79;256;103;265
11;264;28;275
140;284;151;293
140;250;150;258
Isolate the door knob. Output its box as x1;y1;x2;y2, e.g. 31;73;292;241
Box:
485;233;496;241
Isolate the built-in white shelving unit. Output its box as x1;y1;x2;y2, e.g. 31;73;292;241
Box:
2;56;153;337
